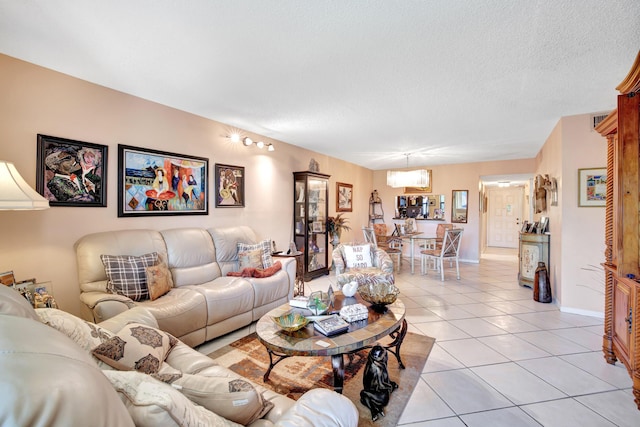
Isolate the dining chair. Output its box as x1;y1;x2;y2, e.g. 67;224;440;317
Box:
420;228;463;280
365;225;402;271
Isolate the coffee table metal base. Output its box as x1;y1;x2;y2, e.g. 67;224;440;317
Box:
262;319;408;394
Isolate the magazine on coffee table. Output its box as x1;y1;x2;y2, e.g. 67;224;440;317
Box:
313;314;349;336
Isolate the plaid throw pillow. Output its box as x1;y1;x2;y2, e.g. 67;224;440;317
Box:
237;239;273;268
100;252;159;301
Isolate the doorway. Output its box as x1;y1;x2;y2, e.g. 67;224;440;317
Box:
486;186;524;249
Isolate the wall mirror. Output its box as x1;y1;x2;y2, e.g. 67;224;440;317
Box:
396;195;445;220
451;190;468;223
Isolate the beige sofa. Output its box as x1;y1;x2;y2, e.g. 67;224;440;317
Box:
76;226;296;347
0;283;358;426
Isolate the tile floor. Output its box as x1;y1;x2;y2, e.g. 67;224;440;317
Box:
197;248;640;426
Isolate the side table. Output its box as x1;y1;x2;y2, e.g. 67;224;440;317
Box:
273;252;305;296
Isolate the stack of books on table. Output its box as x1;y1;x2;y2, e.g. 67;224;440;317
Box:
313;314;349;336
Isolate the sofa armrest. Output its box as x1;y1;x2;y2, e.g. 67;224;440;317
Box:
98;306;159;333
274;388;358;427
278;257;296;299
79;291;135;323
373;247;394;274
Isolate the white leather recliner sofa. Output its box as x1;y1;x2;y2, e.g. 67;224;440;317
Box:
0;283;359;427
76;226;296;347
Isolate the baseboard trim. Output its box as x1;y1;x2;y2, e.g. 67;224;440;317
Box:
560;306;604;319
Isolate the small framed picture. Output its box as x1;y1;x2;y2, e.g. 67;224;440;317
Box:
578;167;606;207
312;221;323;233
521;221;529;233
336;182;353;212
0;271;15;286
215;164;245;208
539;216;549;233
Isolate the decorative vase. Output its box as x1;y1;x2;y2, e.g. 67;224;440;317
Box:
533;262;552;303
331;233;340;247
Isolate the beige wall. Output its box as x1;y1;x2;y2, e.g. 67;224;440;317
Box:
0;54;372;316
373;158;536;263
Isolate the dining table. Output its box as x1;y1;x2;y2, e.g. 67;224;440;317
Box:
397;232;437;274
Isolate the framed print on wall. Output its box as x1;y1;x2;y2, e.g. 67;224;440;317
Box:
117;144;208;217
215;164;245;207
336;182;353;212
36;134;108;207
578;167;606;207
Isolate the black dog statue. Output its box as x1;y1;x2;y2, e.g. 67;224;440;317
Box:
360;345;398;421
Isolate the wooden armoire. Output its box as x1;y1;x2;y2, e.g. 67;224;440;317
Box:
595;50;640;409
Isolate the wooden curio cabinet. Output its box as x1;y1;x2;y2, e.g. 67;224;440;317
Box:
293;171;330;281
596;51;640;409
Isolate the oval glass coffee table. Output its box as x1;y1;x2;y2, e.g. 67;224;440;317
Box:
256;293;407;394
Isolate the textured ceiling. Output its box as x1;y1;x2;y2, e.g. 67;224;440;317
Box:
0;1;638;170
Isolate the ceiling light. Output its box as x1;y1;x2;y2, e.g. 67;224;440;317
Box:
0;160;50;210
243;137;253;146
387;154;430;188
267;143;275;152
229;133;240;143
256;141;264;149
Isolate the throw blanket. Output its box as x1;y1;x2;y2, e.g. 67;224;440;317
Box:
227;261;282;278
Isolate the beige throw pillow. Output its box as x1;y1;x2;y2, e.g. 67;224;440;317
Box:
146;263;173;301
172;374;274;425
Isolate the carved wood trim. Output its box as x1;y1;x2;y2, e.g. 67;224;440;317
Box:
616;50;640;94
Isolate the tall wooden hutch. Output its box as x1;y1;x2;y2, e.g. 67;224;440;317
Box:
595;51;640;409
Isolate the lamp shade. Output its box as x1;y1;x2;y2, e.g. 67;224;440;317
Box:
386;169;430;188
0;161;49;210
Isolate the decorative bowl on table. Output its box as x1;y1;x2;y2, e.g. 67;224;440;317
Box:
358;281;400;312
272;312;310;332
307;290;330;315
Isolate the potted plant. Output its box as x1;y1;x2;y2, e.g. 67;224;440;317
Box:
326;213;351;246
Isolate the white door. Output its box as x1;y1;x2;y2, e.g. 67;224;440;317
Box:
487;187;523;248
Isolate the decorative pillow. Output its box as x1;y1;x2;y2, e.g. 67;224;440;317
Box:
37;308;113;353
146;263;173;301
101;252;159;301
103;370;233;427
172;373;274;425
343;244;373;269
92;323;178;374
238;248;263;270
237;239;273;268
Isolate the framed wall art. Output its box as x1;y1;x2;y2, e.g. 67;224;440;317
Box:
215;164;245;208
336;182;353;212
117;145;208;217
578;167;606;207
36;134;108;207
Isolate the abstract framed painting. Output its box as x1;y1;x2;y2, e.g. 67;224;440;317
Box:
36;134;108;207
117;144;208;216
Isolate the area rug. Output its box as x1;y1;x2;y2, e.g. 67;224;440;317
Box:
208;331;435;427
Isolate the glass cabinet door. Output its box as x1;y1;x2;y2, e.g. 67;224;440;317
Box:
294;171;330;281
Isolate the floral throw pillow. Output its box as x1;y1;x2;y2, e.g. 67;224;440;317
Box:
92;323;177;374
238;248;263;270
237;239;273;268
